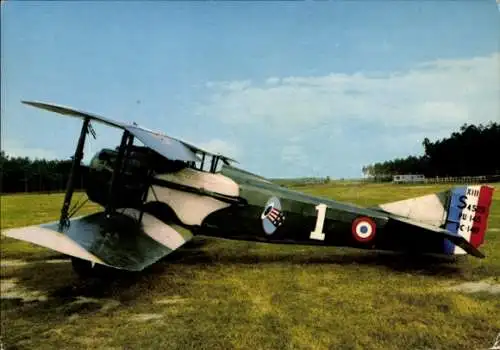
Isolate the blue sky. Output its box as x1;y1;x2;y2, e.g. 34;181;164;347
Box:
2;1;499;178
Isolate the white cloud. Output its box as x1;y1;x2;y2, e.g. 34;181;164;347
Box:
265;77;280;85
1;138;58;160
197;138;240;159
205;80;252;91
198;52;500;133
193;53;499;177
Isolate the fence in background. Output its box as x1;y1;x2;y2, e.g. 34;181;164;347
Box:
421;175;499;184
2;173;499;195
350;174;500;185
274;174;500;187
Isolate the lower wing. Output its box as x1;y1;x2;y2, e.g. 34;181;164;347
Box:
2;208;193;271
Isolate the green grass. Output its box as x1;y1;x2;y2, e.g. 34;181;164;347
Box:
1;192;101;261
1;184;499;350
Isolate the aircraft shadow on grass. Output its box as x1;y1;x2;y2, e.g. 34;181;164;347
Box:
2;236;486;309
163;237;470;278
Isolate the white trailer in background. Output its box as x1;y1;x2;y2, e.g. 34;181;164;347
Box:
393;174;425;184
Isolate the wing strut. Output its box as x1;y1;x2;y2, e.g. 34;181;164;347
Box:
104;129;154;226
105;130;133;217
200;153;206;170
138;167;155;224
59;117;91;230
210;155;220;172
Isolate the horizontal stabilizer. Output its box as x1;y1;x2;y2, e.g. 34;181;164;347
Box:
390;216;485;258
377;191;449;227
2;210;193;271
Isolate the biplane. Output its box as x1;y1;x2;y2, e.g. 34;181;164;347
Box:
2;101;495;277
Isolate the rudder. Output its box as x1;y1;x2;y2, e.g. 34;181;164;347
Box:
444;185;494;254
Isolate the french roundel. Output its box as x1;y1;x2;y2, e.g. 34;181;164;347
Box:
351;217;376;242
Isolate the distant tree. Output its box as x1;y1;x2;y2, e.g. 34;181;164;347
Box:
0;152;87;193
363;122;500;177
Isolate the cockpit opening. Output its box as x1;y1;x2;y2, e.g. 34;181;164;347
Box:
85;145;229;208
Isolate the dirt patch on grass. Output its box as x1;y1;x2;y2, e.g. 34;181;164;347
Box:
66;296;121;312
45;259;70;264
1;278;48;302
446;280;500;294
1;259;30;267
1;258;69;267
154;295;189;305
130;313;163;322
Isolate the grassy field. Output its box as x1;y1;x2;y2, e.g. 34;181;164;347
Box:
1;183;499;350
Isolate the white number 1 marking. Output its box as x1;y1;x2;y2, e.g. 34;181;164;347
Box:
310;203;327;240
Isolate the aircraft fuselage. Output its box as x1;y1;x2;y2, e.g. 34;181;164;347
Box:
85;148;453;258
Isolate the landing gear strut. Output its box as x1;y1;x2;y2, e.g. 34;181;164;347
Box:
70;257;114;279
71;257;124;279
70;257;97;278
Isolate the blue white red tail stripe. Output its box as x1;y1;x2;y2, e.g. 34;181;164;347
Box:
444;185;494;255
470;186;494;248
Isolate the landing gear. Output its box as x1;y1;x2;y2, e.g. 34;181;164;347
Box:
71;257;124;279
71;257;104;278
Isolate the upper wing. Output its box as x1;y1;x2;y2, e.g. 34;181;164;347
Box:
22;100;127;128
124;125;198;163
22;100;237;164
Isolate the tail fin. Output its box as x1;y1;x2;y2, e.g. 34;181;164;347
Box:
377;185;495;256
443;185;494;254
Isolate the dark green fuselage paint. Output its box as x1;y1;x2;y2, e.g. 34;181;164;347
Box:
197;166;449;256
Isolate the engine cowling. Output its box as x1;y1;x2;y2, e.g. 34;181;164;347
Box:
86;147;151;209
86;146;191;208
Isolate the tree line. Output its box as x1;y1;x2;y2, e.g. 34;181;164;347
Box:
1;122;499;193
0;151;90;193
362;122;500;179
